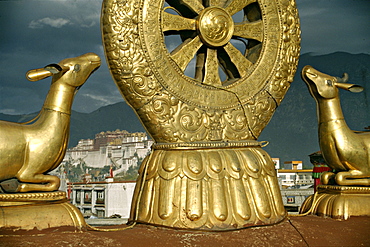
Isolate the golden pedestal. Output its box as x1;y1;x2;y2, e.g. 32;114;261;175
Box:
129;143;286;230
0;191;86;231
300;185;370;220
102;0;300;231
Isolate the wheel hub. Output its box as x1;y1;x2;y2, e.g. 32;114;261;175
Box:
197;7;234;48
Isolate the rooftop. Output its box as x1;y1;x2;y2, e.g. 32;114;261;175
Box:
278;169;313;173
1;216;369;246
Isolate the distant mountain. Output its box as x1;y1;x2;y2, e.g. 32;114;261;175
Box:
0;102;145;148
68;102;146;146
1;52;369;167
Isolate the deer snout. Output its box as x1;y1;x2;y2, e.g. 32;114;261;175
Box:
301;66;317;85
301;65;340;99
84;53;101;69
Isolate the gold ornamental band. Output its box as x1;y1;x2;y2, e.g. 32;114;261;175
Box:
152;140;269;150
317;185;370;194
0;191;67;202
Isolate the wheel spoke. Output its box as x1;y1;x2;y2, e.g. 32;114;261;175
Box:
162;12;196;32
233;20;263;42
224;0;256;16
218;47;237;79
203;48;222;87
194;48;206;81
223;42;252;77
170;36;203;72
164;0;262;85
166;0;204;15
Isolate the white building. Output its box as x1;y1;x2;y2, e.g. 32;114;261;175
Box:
280;187;314;212
277;161;314;212
69;179;136;219
283;160;303;170
277;169;313;188
62;130;153;180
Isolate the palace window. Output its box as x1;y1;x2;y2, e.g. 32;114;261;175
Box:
287;196;295;204
96;190;105;204
76;190;81;203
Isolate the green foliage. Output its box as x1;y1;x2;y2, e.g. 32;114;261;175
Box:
119;164;140;181
115;152;147;181
62;156;113;182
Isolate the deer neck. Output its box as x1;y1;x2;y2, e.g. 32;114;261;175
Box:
316;96;345;125
42;81;76;116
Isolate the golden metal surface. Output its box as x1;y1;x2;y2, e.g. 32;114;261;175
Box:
102;0;300;230
102;0;300;142
129;147;287;230
302;66;370;186
0;191;86;231
0;53;101;193
300;185;370;220
301;66;370;219
0;191;66;206
197;7;234;48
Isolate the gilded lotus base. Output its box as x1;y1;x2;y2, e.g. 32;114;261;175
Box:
0;191;86;231
300;185;370;220
129;145;286;230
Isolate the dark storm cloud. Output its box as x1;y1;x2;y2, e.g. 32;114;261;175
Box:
297;0;370;55
0;0;369;114
0;0;122;114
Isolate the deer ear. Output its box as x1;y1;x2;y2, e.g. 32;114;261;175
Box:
26;64;70;82
335;82;364;93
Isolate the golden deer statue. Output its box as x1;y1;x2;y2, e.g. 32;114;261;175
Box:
301;65;370;186
0;53;100;193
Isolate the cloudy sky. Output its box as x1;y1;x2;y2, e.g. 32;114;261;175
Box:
0;0;369;115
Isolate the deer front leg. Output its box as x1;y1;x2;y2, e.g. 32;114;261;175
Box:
16;172;60;192
321;171;336;185
335;170;370;186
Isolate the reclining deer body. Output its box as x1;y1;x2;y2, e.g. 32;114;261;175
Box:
0;53;100;192
302;65;370;186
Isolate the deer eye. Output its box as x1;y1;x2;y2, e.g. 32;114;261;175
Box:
73;64;81;72
326;80;333;86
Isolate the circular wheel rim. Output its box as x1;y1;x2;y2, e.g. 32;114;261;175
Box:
140;0;289;109
162;0;264;87
102;0;300;140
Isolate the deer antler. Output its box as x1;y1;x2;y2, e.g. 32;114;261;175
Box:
336;73;349;83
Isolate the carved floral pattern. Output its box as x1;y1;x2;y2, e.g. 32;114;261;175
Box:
102;0;301;143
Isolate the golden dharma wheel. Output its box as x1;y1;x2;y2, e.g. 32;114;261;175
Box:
102;0;300;230
102;0;300;143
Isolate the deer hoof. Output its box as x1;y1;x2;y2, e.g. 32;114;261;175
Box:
0;178;21;193
321;171;335;185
